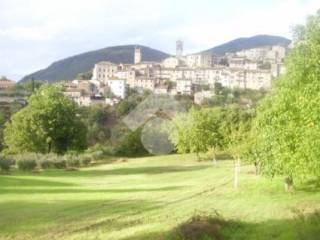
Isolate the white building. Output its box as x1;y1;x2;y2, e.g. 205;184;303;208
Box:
176;79;193;95
162;57;181;68
92;61;118;83
63;89;82;102
229;57;258;70
76;96;105;106
106;79;127;99
194;91;214;105
186;53;212;68
245;70;272;90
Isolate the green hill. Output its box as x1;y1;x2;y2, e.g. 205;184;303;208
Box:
203;35;291;55
21;45;170;82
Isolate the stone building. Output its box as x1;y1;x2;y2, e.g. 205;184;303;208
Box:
0;77;15;89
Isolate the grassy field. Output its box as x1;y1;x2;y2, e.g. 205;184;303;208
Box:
0;154;319;240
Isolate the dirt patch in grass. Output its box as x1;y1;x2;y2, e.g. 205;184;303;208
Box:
173;215;234;240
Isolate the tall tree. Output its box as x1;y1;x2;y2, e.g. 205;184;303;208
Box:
4;85;87;154
170;107;223;160
253;10;320;190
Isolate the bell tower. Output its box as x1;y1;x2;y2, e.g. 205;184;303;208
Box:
134;46;142;64
176;40;183;59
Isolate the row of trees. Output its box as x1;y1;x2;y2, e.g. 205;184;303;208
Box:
169;10;320;190
170;105;253;157
252;11;320;190
1;85;152;156
169;105;254;188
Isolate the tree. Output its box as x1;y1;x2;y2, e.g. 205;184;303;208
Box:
115;127;147;157
4;85;87;154
218;105;254;188
76;71;93;80
170;107;223;160
78;105;111;145
253;10;320;190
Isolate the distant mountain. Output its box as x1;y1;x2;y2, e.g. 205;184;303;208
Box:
21;35;291;82
21;45;170;82
202;35;291;55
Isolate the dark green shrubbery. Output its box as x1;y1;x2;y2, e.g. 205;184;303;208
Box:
79;155;91;167
65;155;80;168
38;154;57;169
53;159;67;169
17;158;37;171
0;156;13;172
4;150;106;172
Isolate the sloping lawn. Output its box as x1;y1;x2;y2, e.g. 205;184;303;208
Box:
0;154;319;240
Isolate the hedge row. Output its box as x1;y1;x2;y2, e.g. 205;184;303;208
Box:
0;151;104;172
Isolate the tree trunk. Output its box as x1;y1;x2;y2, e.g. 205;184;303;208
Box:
233;158;241;189
48;142;52;154
284;176;294;192
212;153;217;166
254;162;259;175
196;152;201;162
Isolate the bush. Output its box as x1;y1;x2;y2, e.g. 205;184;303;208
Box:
91;150;104;161
0;156;12;172
17;158;37;171
79;154;91;167
53;159;67;169
65;155;80;168
39;154;56;169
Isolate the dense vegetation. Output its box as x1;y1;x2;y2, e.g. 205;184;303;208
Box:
4;85;87;154
251;11;320;189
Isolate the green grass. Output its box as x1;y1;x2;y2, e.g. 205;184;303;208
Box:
0;154;319;240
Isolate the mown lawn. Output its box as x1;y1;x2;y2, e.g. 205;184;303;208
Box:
0;154;319;240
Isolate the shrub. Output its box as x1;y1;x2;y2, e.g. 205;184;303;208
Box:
91;150;104;161
53;159;67;169
39;155;54;169
0;156;12;172
66;155;80;168
17;158;37;171
39;153;62;169
39;159;53;169
79;154;91;167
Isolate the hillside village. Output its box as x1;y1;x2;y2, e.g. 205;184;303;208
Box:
62;41;290;106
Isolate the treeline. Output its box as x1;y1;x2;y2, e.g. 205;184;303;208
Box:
170;11;320;190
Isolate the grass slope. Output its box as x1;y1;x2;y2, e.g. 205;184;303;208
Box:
0;154;319;240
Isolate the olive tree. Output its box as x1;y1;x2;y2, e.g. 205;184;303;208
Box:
4;85;87;154
253;10;320;190
170;107;223;161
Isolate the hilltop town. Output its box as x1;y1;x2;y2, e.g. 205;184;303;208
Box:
62;41;290;106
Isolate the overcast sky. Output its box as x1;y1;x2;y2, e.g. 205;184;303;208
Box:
0;0;318;81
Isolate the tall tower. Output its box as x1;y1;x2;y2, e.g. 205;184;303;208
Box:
134;46;142;64
176;40;183;59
